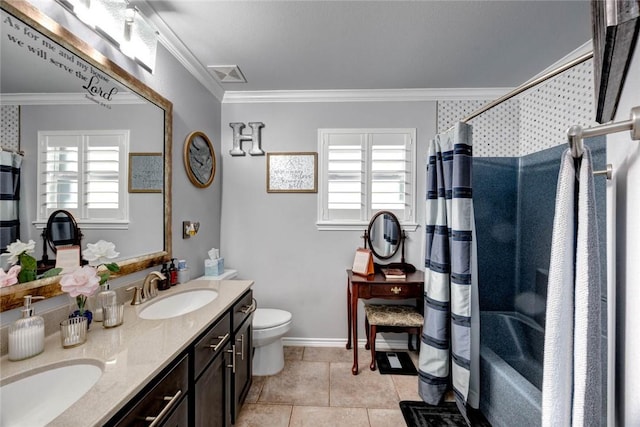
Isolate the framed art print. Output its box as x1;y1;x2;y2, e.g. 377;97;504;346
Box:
129;152;163;193
266;152;318;193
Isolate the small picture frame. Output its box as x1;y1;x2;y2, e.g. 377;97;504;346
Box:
129;152;163;193
266;152;318;193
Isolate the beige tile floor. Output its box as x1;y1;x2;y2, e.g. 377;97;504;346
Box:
236;346;421;427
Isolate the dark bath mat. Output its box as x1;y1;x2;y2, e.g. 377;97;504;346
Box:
375;351;417;375
399;401;491;427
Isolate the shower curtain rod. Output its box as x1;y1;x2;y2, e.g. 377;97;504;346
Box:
461;51;594;123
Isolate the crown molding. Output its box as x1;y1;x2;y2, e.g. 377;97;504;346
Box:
135;1;225;102
0;92;144;105
528;40;593;82
222;87;513;104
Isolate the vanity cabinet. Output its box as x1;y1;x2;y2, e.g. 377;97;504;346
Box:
105;290;253;427
193;312;232;427
231;290;254;424
108;354;189;427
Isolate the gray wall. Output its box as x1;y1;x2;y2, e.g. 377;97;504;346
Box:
220;101;436;341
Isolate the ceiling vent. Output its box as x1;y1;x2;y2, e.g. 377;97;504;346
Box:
207;65;247;83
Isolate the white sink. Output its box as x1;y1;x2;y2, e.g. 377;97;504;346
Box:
138;289;219;320
0;362;103;426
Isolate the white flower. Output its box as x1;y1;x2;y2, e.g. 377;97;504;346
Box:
6;239;36;265
83;240;119;266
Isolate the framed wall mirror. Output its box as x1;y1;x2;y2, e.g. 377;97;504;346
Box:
0;1;173;311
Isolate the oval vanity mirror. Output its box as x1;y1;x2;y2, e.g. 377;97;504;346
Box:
367;211;402;260
45;210;81;253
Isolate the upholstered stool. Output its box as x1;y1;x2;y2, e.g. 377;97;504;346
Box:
364;304;424;371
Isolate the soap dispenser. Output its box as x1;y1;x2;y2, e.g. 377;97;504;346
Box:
159;262;170;290
8;295;45;361
168;258;178;286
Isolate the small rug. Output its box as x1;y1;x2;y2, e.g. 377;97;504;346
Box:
375;351;417;375
399;401;492;427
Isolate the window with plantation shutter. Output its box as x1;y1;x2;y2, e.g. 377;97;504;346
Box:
37;130;129;226
317;128;416;230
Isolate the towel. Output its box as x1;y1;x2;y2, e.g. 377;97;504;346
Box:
573;147;602;426
542;147;601;427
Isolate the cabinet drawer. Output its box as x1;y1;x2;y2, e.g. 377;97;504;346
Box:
194;312;231;379
233;290;254;332
369;284;419;298
112;354;188;427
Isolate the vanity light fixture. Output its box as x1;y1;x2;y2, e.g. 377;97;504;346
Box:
56;0;158;73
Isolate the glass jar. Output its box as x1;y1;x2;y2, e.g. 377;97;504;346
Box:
94;283;117;322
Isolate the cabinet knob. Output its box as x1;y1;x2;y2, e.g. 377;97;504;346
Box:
390;286;402;295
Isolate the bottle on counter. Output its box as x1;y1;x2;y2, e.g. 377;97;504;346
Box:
169;258;178;286
8;295;45;361
159;262;170;290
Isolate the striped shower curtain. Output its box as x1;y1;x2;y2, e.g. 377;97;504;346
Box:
0;151;22;252
419;122;479;422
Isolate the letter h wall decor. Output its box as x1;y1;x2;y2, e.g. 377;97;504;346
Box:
229;122;265;156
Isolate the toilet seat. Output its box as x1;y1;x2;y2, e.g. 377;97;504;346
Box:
253;308;292;330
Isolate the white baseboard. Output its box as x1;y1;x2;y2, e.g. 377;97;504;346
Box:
282;337;411;351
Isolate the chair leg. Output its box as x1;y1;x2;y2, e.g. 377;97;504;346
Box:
407;333;414;352
369;325;377;371
365;315;370;350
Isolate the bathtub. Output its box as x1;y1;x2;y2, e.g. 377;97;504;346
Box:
480;311;542;427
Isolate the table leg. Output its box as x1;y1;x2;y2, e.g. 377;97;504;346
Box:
346;279;352;350
351;287;359;375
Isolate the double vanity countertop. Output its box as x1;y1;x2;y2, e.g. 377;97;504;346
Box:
0;277;254;426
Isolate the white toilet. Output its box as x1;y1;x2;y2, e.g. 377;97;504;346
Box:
252;308;292;376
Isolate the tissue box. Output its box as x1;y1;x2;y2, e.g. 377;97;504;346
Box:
204;258;224;276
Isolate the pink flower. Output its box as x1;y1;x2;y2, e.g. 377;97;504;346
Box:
60;265;100;297
0;266;21;288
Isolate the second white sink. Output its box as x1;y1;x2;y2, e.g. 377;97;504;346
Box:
0;361;103;426
138;289;219;320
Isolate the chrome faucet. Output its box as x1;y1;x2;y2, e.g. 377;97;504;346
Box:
142;271;165;301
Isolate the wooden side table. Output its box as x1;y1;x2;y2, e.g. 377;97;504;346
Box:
346;269;424;375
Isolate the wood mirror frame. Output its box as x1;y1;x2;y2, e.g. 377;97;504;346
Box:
0;1;172;311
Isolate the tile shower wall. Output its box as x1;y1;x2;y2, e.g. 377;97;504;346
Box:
445;59;602;316
437;99;520;157
438;59;596;157
472;157;518;312
516;139;606;326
